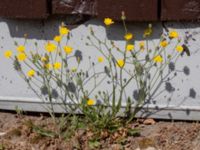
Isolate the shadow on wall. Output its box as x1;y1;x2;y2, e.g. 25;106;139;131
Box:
1;16;165;41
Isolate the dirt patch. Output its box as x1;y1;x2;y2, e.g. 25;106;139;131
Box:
0;112;199;150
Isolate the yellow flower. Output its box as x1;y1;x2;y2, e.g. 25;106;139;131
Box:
153;55;163;63
53;62;62;70
63;46;73;54
144;25;152;37
45;42;56;52
139;41;145;50
41;56;47;62
59;26;70;35
176;45;183;52
169;30;179;38
45;63;52;70
160;40;168;48
27;69;35;78
17;53;27;61
126;44;134;51
124;33;133;41
116;59;125;68
16;45;25;53
54;35;62;43
104;18;114;26
98;56;104;63
87;99;95;106
4;50;12;58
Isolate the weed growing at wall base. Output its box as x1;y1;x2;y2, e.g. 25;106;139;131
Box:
4;13;189;138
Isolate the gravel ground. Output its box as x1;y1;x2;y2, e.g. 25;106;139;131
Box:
0;111;199;150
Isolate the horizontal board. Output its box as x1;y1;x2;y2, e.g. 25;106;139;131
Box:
161;0;200;21
0;0;49;19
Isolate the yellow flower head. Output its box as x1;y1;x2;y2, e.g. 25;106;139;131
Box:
53;62;62;70
27;69;35;78
139;41;145;50
4;50;12;58
153;55;163;63
59;26;70;35
160;40;168;48
45;63;52;70
54;35;62;43
126;44;134;51
41;56;47;62
63;46;73;54
16;45;25;53
98;56;104;63
169;30;179;38
17;53;27;61
116;59;125;68
104;18;114;26
87;99;95;106
45;42;56;53
124;33;133;41
144;25;153;37
176;45;183;52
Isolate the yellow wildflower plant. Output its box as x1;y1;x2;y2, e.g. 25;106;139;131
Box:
98;56;104;63
169;30;179;39
54;35;62;43
87;99;95;106
160;40;168;48
124;33;133;41
16;45;25;53
176;45;183;52
27;69;35;78
63;46;73;54
126;44;134;51
104;18;114;26
4;50;12;58
45;42;56;53
153;55;163;63
116;59;125;68
17;53;27;61
53;62;62;70
59;26;70;36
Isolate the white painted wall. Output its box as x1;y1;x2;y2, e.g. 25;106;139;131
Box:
1;17;200;120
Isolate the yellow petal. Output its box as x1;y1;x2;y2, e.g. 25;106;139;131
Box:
53;62;62;70
176;45;183;52
59;26;70;35
27;70;35;77
45;42;56;52
116;59;125;68
126;44;134;51
98;56;104;63
63;46;73;54
16;45;25;53
104;18;114;26
87;99;95;106
124;33;133;41
17;53;27;61
153;55;163;63
4;50;12;58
